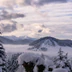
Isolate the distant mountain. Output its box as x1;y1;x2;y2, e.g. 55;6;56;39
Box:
0;36;13;44
29;36;72;51
0;36;36;44
4;36;19;41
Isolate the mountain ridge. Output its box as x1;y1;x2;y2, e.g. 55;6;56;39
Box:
0;36;35;44
29;36;72;51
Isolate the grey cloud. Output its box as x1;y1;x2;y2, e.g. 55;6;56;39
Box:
24;0;32;5
23;0;67;6
0;0;68;8
38;30;43;33
0;10;25;20
38;0;67;6
49;24;72;34
0;21;23;33
0;21;17;33
14;0;67;7
46;24;72;39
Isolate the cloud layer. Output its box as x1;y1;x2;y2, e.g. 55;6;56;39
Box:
0;0;68;8
37;0;67;6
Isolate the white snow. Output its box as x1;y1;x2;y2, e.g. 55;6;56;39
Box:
2;44;72;72
52;68;68;72
18;53;40;65
16;65;25;72
17;53;46;72
18;52;45;66
36;55;45;65
45;58;54;68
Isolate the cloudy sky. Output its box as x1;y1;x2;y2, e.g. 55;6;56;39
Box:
0;0;72;39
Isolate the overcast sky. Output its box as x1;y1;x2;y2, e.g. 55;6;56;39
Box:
0;0;72;39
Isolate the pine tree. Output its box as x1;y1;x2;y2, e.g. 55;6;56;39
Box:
0;32;7;72
54;48;72;72
6;53;21;72
58;48;64;60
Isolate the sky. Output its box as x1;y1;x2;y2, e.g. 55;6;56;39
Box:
0;0;72;39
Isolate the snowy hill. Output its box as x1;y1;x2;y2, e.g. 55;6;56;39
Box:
29;36;72;51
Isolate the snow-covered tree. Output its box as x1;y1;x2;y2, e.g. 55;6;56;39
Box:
6;53;21;72
18;53;46;72
0;32;7;72
45;58;54;72
69;58;72;71
54;48;72;72
36;54;45;72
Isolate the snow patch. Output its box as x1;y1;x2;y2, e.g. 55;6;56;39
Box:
18;53;39;65
52;68;68;72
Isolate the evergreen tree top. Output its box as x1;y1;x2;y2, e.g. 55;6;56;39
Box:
0;32;2;34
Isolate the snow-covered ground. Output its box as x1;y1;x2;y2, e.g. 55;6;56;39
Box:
2;44;72;72
3;44;72;57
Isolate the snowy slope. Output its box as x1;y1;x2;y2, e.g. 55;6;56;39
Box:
29;36;72;51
